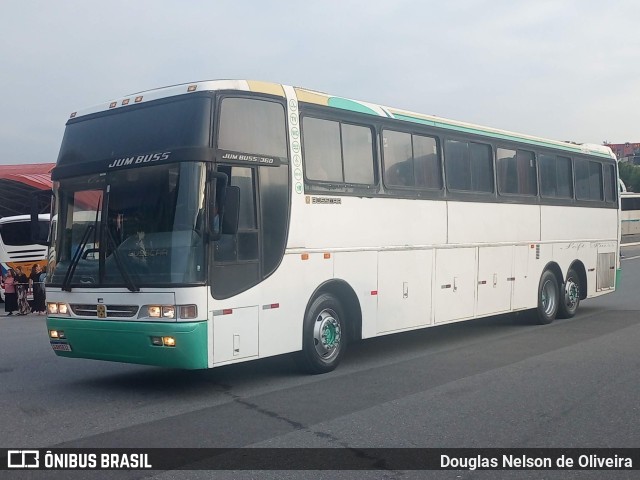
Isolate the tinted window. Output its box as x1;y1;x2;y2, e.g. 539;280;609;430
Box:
621;196;640;211
211;165;260;299
218;97;287;158
445;140;493;193
342;124;375;184
58;96;212;165
497;148;537;195
50;163;207;287
302;118;342;182
302;117;375;185
575;159;603;201
259;164;289;278
413;135;442;189
214;166;258;263
0;220;49;246
589;162;604;201
232;167;257;230
383;130;441;189
603;164;617;203
539;154;573;198
383;131;413;187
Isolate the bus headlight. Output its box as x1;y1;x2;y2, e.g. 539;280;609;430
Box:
49;329;66;339
48;302;69;315
150;336;176;347
140;305;195;320
141;305;176;319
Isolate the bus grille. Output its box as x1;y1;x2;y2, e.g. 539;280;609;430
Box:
7;248;47;261
69;304;139;318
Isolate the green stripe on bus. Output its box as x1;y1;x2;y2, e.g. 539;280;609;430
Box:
320;95;611;158
328;97;379;115
46;318;209;369
391;113;611;158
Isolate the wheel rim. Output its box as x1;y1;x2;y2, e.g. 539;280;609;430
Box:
565;279;579;310
541;279;557;316
313;308;342;362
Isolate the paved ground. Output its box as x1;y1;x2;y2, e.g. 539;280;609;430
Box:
2;256;640;479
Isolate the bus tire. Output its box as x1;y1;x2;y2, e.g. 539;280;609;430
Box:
301;293;346;374
536;270;559;324
558;268;580;319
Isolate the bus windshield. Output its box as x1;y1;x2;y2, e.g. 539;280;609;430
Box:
0;218;49;246
48;162;207;288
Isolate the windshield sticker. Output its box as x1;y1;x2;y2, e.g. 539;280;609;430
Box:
108;152;171;169
219;151;281;166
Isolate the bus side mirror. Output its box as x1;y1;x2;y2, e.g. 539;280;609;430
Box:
30;189;52;245
221;186;240;235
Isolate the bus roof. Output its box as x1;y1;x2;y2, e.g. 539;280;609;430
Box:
68;79;616;160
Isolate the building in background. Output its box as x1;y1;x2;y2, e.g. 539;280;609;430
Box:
605;143;640;163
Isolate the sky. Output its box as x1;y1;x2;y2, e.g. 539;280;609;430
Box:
1;0;639;165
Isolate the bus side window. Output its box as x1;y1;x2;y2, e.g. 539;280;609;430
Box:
214;166;258;263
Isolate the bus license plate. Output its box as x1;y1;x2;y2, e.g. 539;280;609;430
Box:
51;342;72;352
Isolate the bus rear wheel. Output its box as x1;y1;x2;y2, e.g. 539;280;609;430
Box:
558;268;580;319
536;270;559;324
301;293;346;374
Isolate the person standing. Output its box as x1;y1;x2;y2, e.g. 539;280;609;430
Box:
3;269;17;315
30;264;46;315
15;266;30;316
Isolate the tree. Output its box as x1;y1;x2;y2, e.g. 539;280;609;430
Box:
619;162;640;192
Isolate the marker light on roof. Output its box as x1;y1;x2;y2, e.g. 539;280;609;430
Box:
187;85;197;92
70;112;77;119
122;99;130;105
109;102;117;109
135;96;143;103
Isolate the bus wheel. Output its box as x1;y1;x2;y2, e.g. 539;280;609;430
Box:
301;293;346;374
536;270;559;324
558;268;580;319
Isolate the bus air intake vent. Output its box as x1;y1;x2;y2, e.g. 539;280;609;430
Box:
596;252;616;291
69;304;139;318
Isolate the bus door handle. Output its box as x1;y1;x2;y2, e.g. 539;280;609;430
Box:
453;277;458;292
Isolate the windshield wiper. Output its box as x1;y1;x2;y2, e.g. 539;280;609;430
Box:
61;224;94;292
105;228;139;292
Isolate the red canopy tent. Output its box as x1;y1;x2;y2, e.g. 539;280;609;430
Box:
0;163;54;218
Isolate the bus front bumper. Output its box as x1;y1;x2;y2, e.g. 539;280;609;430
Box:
46;317;209;369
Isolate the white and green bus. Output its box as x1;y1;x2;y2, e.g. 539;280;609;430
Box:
0;214;50;301
620;192;640;236
40;80;619;373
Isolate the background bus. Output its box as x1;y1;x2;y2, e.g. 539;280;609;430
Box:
0;214;50;301
620;192;640;236
42;80;619;373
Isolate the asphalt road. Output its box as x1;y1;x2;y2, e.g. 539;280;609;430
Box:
2;250;640;479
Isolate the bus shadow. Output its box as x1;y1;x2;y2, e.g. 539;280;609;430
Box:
74;353;300;396
346;310;535;361
75;310;540;395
